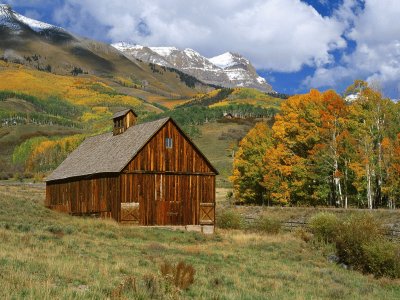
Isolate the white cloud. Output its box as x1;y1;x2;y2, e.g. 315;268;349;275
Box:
305;0;400;97
23;9;42;20
53;0;346;72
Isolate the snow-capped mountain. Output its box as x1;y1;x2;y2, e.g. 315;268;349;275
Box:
112;42;174;67
112;42;273;92
0;4;63;33
210;52;270;89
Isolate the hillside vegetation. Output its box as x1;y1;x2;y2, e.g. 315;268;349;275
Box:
0;62;152;177
180;87;283;110
0;183;399;299
232;81;400;209
0;62;283;182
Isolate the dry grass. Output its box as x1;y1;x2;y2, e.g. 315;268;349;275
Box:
0;183;399;299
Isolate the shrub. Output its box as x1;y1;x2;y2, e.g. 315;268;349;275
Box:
309;212;339;243
334;214;385;271
362;240;400;278
160;260;195;290
253;216;281;234
217;210;243;229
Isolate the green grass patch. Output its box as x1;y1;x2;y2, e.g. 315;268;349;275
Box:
0;184;399;299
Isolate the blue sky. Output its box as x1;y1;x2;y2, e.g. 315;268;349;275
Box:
3;0;400;98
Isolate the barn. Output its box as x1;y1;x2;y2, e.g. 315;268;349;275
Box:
45;109;218;228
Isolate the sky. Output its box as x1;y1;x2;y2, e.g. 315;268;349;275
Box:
3;0;400;98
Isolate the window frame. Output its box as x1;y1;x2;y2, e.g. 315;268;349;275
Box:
165;137;173;149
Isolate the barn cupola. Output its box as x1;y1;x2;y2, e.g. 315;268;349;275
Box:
112;109;137;136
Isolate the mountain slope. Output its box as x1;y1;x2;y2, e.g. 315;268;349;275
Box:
112;42;273;92
0;4;213;98
179;87;283;110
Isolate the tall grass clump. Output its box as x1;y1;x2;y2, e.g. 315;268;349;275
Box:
217;209;243;229
252;215;281;234
160;260;195;290
309;212;340;243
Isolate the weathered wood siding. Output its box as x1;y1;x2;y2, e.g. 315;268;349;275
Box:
120;174;215;225
125;120;213;173
45;175;120;220
121;120;216;225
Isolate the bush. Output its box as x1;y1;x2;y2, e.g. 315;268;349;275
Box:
253;216;281;234
334;214;385;271
308;212;400;278
309;212;339;243
362;240;400;278
217;210;243;229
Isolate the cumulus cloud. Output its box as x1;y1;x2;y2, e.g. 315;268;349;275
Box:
53;0;346;71
305;0;400;97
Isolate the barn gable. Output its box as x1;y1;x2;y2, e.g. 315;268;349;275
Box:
124;118;218;174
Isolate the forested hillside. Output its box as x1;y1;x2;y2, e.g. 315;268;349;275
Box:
0;61;282;180
232;81;400;209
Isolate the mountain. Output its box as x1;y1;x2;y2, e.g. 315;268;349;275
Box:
112;42;273;92
0;4;213;98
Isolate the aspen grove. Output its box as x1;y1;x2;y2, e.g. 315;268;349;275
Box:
231;81;400;208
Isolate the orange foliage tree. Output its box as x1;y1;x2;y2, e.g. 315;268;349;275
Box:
230;122;272;204
233;81;400;208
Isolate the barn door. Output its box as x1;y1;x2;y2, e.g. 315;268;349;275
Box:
167;201;182;225
200;203;215;225
121;202;140;223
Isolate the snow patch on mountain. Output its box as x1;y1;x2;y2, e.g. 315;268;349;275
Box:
210;52;238;69
0;4;61;32
150;47;178;57
183;48;201;60
0;4;20;30
14;13;54;32
112;42;144;51
257;77;267;84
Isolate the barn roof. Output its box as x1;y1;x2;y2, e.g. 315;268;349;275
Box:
46;117;218;182
112;108;137;119
46;117;170;182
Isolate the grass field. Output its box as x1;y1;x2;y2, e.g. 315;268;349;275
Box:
193;121;253;187
0;183;399;299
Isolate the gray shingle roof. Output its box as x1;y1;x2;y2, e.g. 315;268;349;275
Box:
112;108;137;119
46;117;170;182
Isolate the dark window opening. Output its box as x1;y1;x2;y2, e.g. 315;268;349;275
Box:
165;137;173;148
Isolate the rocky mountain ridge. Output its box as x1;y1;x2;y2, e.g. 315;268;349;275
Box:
112;42;273;92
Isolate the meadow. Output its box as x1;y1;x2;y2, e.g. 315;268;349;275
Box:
0;183;399;299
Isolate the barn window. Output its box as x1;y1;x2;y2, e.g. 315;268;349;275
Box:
165;137;173;148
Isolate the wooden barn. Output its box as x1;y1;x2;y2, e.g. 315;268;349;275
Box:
45;109;218;227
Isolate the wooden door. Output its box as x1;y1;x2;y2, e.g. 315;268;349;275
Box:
120;202;140;223
200;203;215;225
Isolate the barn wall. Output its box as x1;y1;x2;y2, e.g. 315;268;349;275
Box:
124;120;214;173
120;173;215;225
46;175;121;221
120;119;216;225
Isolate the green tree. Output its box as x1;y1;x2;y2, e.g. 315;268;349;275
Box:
231;122;272;204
